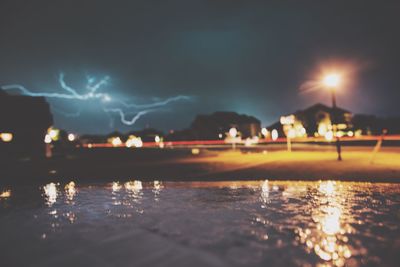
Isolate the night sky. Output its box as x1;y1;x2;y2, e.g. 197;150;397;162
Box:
1;0;399;134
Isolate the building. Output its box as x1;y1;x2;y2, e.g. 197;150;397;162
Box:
352;114;400;135
268;103;353;138
0;89;53;159
189;111;261;140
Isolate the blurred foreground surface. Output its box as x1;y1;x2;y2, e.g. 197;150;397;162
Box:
1;180;399;267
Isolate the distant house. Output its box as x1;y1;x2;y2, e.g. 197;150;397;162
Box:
0;89;53;159
352;114;400;135
268;103;353;137
189;111;261;140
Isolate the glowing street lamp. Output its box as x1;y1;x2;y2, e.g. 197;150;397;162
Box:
44;134;52;144
323;73;342;161
280;115;295;152
44;134;53;158
0;133;13;142
261;128;269;137
271;129;278;141
48;128;60;141
68;133;76;142
229;127;238;150
229;127;238;138
323;74;341;88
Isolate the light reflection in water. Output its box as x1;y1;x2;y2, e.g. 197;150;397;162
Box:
112;181;122;192
43;183;59;207
296;181;353;266
152;180;163;201
1;180;398;266
64;181;77;202
42;183;61;233
319;180;336;196
109;180;163;217
64;181;77;223
260;180;269;207
42;182;78;225
124;180;143;198
122;180;144;214
153;180;163;191
282;183;308;198
111;181;123;206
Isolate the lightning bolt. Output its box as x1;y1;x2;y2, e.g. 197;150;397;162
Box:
119;95;191;109
1;72;191;128
103;109;153;126
2;73;111;102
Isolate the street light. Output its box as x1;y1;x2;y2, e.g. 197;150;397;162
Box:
44;134;52;144
229;127;238;138
68;133;76;142
323;73;342;161
280;115;295;152
261;128;268;137
0;133;13;142
229;127;238;150
323;74;340;88
271;129;278;141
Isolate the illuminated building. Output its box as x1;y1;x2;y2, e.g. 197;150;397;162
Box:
189;111;261;140
268;103;353;138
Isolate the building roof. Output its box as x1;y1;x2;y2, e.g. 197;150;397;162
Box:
267;103;352;130
296;103;351;116
191;111;260;128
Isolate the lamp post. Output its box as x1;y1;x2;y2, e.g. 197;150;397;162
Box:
280;115;295;152
229;127;238;150
323;74;342;161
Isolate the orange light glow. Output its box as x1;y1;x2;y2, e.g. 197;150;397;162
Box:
112;181;122;192
296;181;354;265
191;148;200;155
0;190;11;198
0;133;13;142
65;181;77;201
110;137;122;147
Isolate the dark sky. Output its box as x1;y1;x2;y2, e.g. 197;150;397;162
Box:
1;0;399;134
